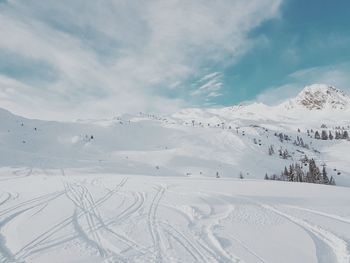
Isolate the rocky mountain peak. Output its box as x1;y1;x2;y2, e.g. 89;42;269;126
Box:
284;84;350;110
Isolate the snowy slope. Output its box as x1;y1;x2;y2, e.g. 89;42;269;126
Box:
1;84;350;262
0;84;350;185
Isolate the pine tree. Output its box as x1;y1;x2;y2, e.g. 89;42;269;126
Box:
264;173;269;180
322;166;330;184
288;165;294;181
279;133;284;142
321;130;328;140
306;159;314;182
335;131;341;139
295;164;304;182
308;159;321;183
282;166;289;181
329;131;334;140
314;131;321;140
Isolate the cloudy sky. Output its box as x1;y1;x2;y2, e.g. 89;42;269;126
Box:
0;0;350;120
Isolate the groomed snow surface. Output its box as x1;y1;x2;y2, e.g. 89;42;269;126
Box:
0;169;350;263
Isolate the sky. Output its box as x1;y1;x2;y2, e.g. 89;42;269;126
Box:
0;0;350;120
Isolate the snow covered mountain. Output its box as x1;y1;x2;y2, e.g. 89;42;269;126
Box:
281;84;350;110
173;84;350;125
0;84;349;184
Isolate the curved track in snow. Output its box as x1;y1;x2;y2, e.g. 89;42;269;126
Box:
0;171;350;263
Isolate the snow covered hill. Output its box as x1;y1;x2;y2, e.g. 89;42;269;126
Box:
0;84;350;185
1;84;350;262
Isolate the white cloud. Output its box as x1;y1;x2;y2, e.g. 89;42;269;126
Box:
0;0;281;120
255;84;301;105
191;72;223;97
288;63;350;90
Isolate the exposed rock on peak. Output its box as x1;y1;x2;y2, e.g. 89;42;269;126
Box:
283;84;350;110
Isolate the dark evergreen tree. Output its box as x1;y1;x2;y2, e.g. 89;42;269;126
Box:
329;131;334;140
335;131;341;139
314;131;321;140
295;164;304;182
278;133;284;142
321;166;330;184
289;164;295;181
283;166;289;180
321;130;328;140
308;159;321;183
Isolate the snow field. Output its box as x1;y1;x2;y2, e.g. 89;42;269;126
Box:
0;169;350;263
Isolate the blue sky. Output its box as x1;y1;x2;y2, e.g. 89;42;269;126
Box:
219;0;350;105
0;0;350;119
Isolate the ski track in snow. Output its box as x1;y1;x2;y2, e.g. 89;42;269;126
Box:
0;173;350;262
284;205;350;225
8;177;129;262
261;204;350;263
0;191;65;262
197;194;241;263
147;186;166;262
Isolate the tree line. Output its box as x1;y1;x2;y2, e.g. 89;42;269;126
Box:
265;157;335;185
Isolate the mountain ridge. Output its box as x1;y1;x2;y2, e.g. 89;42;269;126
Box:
281;84;350;111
